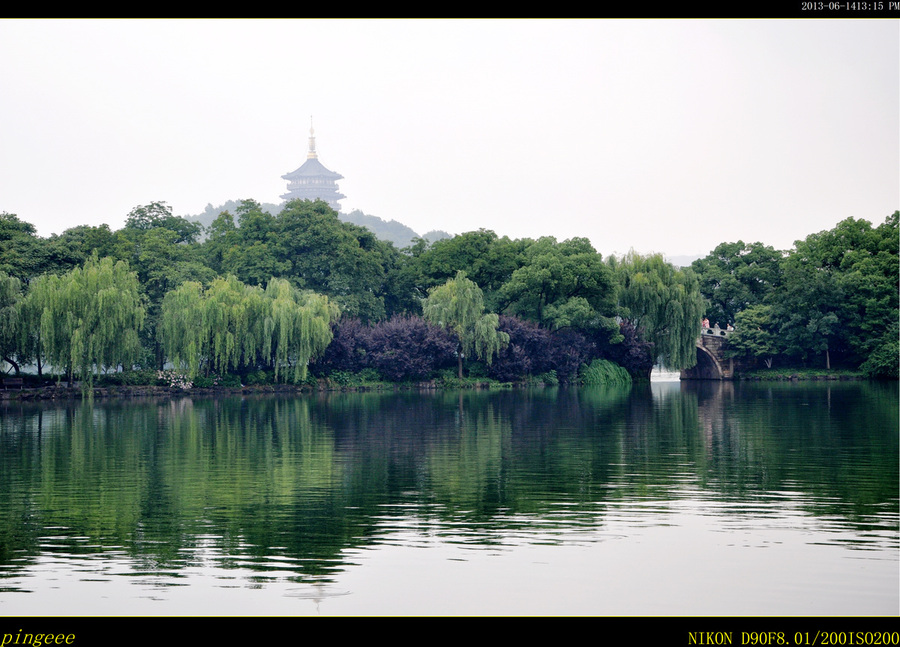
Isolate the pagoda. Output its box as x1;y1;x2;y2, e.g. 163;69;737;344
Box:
280;119;346;211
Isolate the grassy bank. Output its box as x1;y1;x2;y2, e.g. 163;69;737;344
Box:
1;362;640;401
735;367;867;381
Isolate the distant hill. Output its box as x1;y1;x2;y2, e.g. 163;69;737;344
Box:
341;209;450;249
184;201;450;250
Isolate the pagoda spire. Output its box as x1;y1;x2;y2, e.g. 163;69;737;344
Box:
307;116;317;160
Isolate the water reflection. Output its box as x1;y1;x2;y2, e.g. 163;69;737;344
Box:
0;381;896;614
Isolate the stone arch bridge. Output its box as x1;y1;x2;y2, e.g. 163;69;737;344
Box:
680;326;742;380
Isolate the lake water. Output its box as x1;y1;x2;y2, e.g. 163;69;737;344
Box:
0;380;896;616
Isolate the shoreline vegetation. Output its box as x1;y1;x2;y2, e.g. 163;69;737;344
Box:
1;201;897;390
0;367;876;402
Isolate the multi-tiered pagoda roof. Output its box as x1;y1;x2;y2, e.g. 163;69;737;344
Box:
280;120;345;211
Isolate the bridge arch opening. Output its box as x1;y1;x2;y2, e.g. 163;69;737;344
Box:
682;345;724;380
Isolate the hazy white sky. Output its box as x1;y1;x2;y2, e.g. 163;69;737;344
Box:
1;19;897;260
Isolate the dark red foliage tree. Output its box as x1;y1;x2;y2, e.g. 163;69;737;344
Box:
548;328;593;383
313;317;372;375
594;320;655;379
367;315;457;381
487;315;553;381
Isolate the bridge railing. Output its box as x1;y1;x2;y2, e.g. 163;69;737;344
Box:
700;325;732;338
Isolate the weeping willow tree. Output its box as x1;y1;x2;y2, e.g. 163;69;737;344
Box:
30;255;145;385
0;271;23;373
265;277;339;383
160;275;338;383
159;280;207;379
202;275;269;376
611;251;704;375
422;270;509;378
17;274;48;378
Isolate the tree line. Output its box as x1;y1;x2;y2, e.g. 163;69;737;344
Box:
690;212;898;377
0;199;896;386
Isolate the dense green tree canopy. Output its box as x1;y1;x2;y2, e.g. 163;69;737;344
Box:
770;213;898;370
497;236;616;334
0;212;49;282
202;200;290;286
725;304;779;369
690;240;783;327
274;199;395;321
117;203;213;302
406;229;527;305
707;213;898;374
123;201;203;244
44;224;118;275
